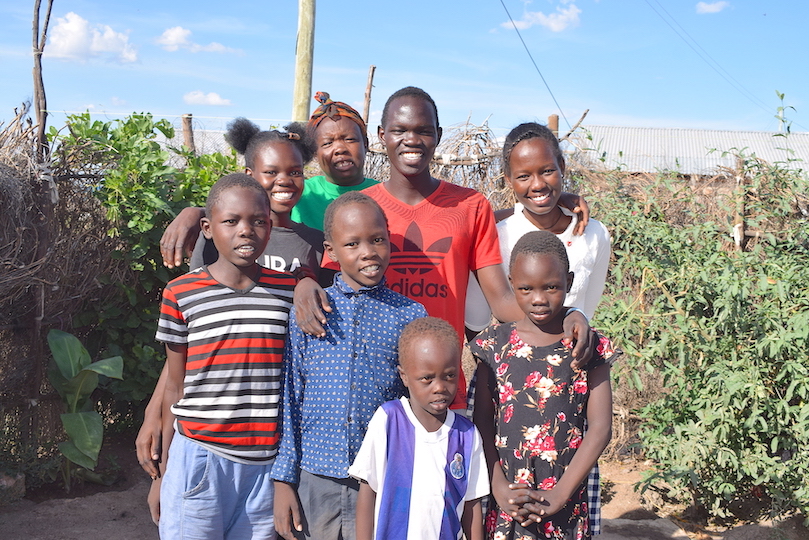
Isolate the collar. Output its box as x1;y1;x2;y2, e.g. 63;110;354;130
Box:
332;272;387;296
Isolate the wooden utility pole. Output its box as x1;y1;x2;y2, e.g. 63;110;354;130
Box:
362;65;376;125
291;0;316;122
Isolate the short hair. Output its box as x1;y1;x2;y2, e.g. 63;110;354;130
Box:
502;122;564;176
380;86;439;129
205;173;269;218
322;191;388;242
398;317;460;368
225;117;314;170
509;230;569;273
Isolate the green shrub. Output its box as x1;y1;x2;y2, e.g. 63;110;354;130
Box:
586;159;809;521
49;113;237;403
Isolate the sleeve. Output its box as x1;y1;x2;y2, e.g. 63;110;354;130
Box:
469;194;502;272
580;221;612;320
464;272;493;333
270;309;307;483
188;231;217;270
347;405;389;492
464;424;490;501
155;282;187;344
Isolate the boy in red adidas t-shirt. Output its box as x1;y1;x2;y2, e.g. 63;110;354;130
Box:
294;87;593;408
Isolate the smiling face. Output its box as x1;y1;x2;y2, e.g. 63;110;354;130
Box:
324;201;390;291
378;95;442;181
398;334;459;430
246;141;304;226
509;252;572;332
507;137;566;224
201;185;271;271
314;117;367;187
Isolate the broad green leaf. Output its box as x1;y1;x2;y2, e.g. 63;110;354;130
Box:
61;411;103;463
47;329;91;379
58;440;97;470
84;356;124;380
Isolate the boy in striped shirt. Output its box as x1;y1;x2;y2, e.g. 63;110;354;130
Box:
155;173;296;539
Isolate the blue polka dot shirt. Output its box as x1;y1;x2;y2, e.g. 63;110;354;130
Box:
271;273;427;483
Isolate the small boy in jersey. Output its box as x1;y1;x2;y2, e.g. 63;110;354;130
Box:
155;173;296;539
349;317;488;540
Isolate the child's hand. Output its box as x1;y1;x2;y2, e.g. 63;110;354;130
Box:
147;477;161;525
511;487;568;526
558;192;590;236
274;481;304;540
561;313;596;370
160;206;204;268
135;410;162;479
491;472;530;518
293;277;332;337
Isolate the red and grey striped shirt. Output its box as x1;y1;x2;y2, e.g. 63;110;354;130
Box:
156;266;295;464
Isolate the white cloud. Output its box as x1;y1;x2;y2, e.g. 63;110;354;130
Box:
502;2;582;32
183;91;232;106
110;97;126;107
46;12;137;63
696;1;730;14
157;26;241;54
156;26;191;51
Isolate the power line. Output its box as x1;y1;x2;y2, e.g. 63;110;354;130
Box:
644;0;807;132
499;0;571;130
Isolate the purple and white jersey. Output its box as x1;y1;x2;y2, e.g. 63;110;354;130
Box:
348;397;489;540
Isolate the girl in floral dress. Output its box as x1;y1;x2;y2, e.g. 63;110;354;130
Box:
470;231;618;540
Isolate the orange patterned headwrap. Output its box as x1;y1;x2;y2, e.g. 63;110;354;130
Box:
307;91;368;139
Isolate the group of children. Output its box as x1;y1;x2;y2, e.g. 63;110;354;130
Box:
138;87;618;540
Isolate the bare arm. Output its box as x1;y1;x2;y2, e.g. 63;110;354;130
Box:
558;192;590;236
516;363;612;524
461;498;484;540
356;481;376;540
135;363;168;478
160;206;205;268
474;264;523;324
150;343;185;526
292;277;333;337
161;343;186;470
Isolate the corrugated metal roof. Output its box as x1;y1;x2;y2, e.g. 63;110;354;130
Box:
568;125;809;175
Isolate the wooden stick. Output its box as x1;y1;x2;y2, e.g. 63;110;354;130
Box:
363;65;376;126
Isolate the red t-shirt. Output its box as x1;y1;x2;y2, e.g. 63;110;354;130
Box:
326;180;502;406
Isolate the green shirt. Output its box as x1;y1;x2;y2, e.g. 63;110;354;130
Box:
291;175;379;231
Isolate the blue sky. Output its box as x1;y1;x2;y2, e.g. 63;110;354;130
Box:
1;1;807;137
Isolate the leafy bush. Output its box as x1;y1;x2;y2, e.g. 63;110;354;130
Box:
49;113;237;403
585;157;809;522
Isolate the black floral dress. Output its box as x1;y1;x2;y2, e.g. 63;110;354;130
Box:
470;322;617;540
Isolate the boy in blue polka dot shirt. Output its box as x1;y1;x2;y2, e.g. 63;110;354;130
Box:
271;192;427;540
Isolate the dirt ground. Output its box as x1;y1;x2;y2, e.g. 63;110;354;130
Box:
0;436;806;540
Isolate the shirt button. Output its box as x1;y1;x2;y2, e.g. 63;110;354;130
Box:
351;383;356;390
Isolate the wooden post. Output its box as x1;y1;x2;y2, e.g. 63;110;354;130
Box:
182;114;196;155
548;114;559;139
29;0;55;448
732;156;747;251
362;65;376;126
291;0;316;122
